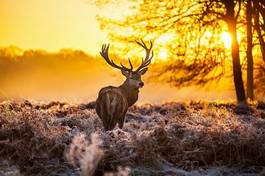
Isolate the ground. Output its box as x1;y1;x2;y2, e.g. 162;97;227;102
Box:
0;100;265;176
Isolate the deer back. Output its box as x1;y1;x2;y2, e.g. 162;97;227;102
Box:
96;86;128;130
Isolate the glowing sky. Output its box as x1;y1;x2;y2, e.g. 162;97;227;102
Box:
0;0;108;55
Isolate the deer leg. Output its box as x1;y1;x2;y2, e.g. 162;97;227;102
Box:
110;122;116;130
104;121;113;131
106;115;116;131
101;114;112;131
102;119;109;131
118;115;126;129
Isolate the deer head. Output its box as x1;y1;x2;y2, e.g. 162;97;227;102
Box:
100;40;154;89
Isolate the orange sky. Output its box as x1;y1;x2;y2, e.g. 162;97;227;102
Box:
0;0;111;55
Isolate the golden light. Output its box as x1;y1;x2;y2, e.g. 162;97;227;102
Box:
204;30;212;38
157;33;174;45
200;30;212;46
158;48;168;61
221;32;231;49
0;0;108;55
155;33;174;61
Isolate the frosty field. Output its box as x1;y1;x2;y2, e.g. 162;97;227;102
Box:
1;100;265;175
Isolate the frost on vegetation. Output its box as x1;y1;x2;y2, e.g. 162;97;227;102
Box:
65;133;104;176
104;166;131;176
1;100;265;175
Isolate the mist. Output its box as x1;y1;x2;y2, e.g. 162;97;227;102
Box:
0;47;235;103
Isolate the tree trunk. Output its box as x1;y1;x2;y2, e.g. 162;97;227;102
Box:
225;1;246;103
253;1;265;63
247;0;254;100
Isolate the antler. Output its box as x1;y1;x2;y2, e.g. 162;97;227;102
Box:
135;40;154;72
100;44;133;72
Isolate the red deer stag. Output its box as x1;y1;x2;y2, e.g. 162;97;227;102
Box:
96;40;154;131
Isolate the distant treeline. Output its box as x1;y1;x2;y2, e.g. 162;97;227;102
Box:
0;46;114;102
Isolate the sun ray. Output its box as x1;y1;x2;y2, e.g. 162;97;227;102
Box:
221;32;231;49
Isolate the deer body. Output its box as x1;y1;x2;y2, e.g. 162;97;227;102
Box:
96;40;153;131
96;80;139;130
96;86;128;130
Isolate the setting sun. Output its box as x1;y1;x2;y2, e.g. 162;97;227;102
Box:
155;33;174;61
221;32;231;48
157;33;174;45
158;48;168;61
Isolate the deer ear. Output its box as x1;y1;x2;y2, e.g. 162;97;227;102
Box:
139;68;148;75
121;69;130;77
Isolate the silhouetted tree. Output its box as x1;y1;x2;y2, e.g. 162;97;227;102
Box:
246;0;254;100
245;0;265;100
253;0;265;62
221;0;245;102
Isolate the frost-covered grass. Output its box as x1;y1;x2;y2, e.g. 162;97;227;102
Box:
0;100;265;175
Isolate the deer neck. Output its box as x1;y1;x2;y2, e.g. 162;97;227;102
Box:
119;80;139;107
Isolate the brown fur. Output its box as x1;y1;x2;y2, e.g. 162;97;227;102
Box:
96;40;153;130
96;81;140;131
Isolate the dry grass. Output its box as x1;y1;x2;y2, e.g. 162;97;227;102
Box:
0;100;265;175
